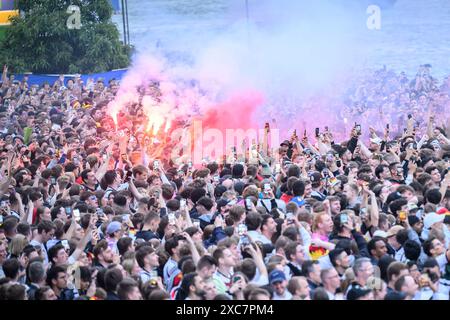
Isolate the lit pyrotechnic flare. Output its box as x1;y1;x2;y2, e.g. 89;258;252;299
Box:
164;119;171;133
108;92;138;130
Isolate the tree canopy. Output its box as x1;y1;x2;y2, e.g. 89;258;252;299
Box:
0;0;131;74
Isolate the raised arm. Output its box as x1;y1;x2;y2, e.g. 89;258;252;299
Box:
70;219;94;262
440;171;450;203
62;217;78;241
368;189;379;229
246;234;268;279
181;232;200;266
357;140;373;159
14;192;25;221
128;178;145;201
262;124;270;157
95;147;113;182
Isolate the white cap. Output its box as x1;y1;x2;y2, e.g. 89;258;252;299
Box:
423;212;445;230
373;230;388;238
370;137;383;145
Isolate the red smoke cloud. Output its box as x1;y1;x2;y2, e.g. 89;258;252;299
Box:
199;90;265;132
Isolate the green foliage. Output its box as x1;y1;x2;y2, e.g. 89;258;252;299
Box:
0;0;131;74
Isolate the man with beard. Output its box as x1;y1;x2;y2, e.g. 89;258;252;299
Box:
46;266;74;300
93;240;115;270
176;272;206;300
329;248;351;279
216;198;232;217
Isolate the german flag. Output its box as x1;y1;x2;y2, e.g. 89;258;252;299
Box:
309;244;329;261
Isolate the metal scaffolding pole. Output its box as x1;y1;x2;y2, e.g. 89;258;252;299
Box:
121;0;127;45
124;0;130;45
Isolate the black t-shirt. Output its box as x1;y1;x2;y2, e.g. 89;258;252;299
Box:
287;262;302;277
27;284;39;300
58;288;75;300
360;223;377;237
135;230;159;241
106;291;120;300
82;183;99;192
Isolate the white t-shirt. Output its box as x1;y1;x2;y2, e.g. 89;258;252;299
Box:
250;268;269;286
247;230;272;245
436;253;449;274
318;255;333;270
395;247;407;263
273;290;292;300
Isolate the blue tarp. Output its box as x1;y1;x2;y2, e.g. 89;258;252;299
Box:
0;0;15;11
13;69;128;86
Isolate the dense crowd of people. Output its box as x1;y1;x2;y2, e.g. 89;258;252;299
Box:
0;64;449;300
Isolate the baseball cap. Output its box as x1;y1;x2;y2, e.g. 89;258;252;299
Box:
214;185;227;198
346;285;372;300
49;107;60;116
373;230;388;238
309;172;322;183
423;212;445;230
106;221;122;235
407;215;420;226
269;269;286;285
386;225;404;238
370;137;383;145
216;198;230;212
280;140;290;147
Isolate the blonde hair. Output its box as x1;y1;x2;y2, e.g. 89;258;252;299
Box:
122;258;137;276
9;234;29;257
312;211;330;232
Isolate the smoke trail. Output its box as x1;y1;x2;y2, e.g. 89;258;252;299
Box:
109;0;376;143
